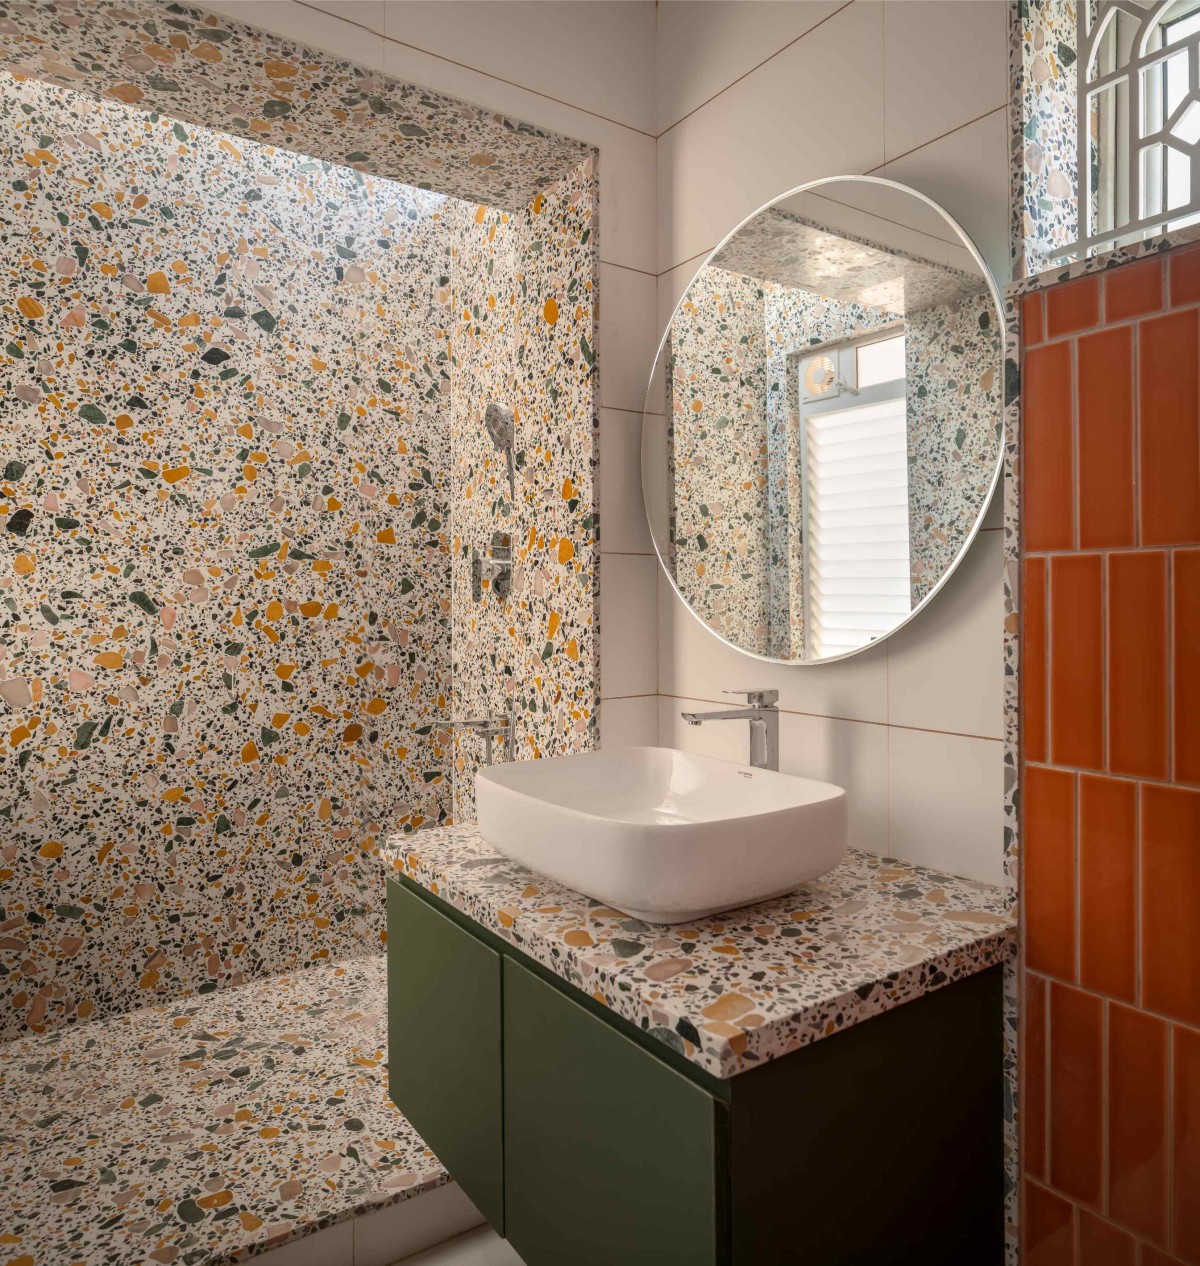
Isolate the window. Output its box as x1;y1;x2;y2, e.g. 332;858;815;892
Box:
799;331;910;660
1079;0;1200;257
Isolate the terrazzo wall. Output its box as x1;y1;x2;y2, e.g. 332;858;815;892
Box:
0;73;455;1037
446;162;600;819
0;6;598;1041
1011;0;1079;278
667;263;997;659
0;0;590;212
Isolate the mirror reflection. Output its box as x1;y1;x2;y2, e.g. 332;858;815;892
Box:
643;177;1003;664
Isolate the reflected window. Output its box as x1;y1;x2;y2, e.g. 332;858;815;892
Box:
800;330;910;660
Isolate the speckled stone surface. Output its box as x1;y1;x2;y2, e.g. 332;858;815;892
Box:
380;825;1015;1080
0;0;591;211
0;67;597;1041
665;255;999;661
0;955;446;1266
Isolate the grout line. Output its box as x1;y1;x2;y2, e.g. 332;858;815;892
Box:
296;0;658;138
655;2;855;139
599;692;658;701
864;104;1008;173
1025;966;1200;1040
1167;1017;1176;1254
659;694;1004;743
656;104;1007;279
1024;758;1200;791
601;260;657;278
598;550;655;557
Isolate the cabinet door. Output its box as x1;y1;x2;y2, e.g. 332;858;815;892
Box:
503;957;721;1266
386;880;504;1232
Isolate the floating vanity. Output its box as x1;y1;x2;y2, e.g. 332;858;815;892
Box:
379;825;1014;1266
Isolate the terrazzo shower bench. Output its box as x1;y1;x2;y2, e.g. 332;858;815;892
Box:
0;956;484;1266
381;825;1016;1266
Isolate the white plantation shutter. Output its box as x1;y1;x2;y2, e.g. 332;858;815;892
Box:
804;394;910;659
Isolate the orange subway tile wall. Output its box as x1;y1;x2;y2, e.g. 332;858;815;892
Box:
1021;244;1200;1264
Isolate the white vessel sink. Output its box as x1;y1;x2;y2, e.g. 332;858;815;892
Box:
474;746;847;925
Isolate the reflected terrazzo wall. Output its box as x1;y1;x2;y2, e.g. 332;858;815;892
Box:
665;267;768;654
668;263;998;658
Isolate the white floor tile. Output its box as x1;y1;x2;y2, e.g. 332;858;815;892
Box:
356;1185;486;1266
255;1219;353;1266
393;1224;526;1266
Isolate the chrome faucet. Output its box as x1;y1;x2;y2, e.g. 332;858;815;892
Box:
681;689;780;772
451;703;515;766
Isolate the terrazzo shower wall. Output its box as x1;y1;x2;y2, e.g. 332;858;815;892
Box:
0;62;598;1038
446;160;600;819
0;73;457;1039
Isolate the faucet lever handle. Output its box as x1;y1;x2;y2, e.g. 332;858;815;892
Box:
722;688;779;707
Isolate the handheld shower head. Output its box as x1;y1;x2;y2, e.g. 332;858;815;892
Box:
484;403;514;452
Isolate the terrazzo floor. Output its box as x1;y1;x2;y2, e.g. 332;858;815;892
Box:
0;956;462;1266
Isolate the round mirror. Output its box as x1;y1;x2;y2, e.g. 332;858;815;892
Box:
642;176;1003;665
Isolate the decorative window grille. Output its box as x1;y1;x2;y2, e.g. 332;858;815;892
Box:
1069;0;1200;261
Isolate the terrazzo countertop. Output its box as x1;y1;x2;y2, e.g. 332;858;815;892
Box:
380;825;1015;1080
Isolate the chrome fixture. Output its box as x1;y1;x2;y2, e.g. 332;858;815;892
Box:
681;689;780;772
451;703;515;766
471;530;513;602
484;401;516;501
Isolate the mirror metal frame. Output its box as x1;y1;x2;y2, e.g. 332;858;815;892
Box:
642;174;1006;666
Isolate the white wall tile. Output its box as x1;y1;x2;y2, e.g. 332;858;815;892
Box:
599;554;658;698
354;1185;486;1266
659;697;890;851
599;408;653;555
887;528;1005;741
598;263;657;414
655;1;844;133
365;2;657;135
881;107;1012;286
599;694;658;748
396;1223;525;1265
255;1220;353;1266
887;727;1005;886
881;1;1008;162
657;574;890;725
656;2;886;272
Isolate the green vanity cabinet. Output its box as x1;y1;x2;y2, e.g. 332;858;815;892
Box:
386;877;1003;1265
503;956;722;1265
385;880;504;1232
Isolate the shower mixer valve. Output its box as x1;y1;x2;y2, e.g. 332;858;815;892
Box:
450;703;515;766
471;530;513;602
